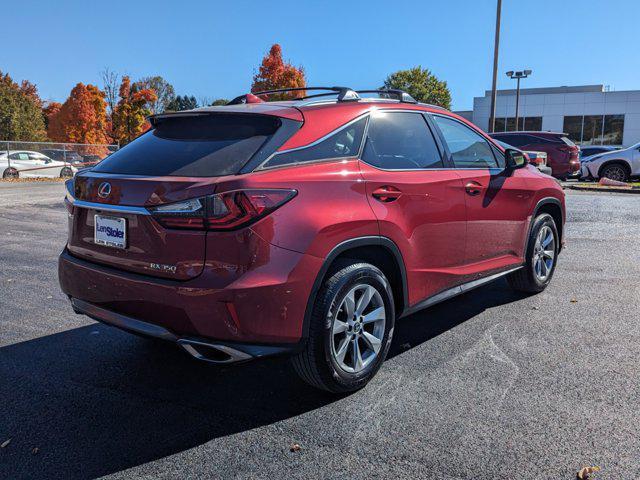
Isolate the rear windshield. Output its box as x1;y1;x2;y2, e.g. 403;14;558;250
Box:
92;113;281;177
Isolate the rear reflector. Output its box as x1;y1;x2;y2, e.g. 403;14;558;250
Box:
148;189;296;231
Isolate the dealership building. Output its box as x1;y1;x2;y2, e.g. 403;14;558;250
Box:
457;84;640;147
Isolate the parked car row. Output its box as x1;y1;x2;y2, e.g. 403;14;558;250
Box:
490;131;580;180
493;140;552;176
1;151;78;179
41;149;105;167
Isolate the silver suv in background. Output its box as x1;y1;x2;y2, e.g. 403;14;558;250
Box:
580;142;640;182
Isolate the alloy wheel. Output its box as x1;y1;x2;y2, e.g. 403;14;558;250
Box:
533;225;555;282
330;284;386;373
603;165;627;182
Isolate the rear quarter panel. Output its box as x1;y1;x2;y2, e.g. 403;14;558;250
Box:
235;159;379;258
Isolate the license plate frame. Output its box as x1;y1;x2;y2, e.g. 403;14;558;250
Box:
94;214;127;249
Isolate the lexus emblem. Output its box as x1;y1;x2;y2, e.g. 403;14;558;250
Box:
98;182;112;199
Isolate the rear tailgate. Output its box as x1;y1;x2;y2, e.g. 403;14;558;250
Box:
65;109;302;280
67;174;219;280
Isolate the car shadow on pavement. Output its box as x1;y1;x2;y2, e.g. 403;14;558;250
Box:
0;280;526;479
388;278;528;359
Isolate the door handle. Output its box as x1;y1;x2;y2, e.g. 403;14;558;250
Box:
372;186;402;203
464;181;483;196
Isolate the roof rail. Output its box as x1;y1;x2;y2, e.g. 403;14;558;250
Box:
227;86;360;105
356;89;418;104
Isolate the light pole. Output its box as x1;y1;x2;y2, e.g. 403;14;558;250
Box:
505;70;532;131
488;0;502;133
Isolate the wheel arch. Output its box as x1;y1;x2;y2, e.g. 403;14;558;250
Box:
301;236;408;341
532;197;564;252
597;159;631;178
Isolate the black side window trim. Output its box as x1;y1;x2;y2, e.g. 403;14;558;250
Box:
428;113;504;170
255;114;369;171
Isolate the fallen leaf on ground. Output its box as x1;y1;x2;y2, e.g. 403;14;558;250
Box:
31;447;39;455
1;439;10;448
532;306;540;310
570;298;578;303
576;465;600;479
290;443;301;452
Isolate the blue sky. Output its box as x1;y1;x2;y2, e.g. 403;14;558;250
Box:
4;0;640;110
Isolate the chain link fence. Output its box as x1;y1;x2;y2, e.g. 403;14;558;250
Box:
1;141;119;179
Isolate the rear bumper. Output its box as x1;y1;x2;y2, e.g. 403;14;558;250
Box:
70;297;291;363
59;242;323;347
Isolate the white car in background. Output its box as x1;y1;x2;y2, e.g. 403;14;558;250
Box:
580;142;640;182
0;151;77;179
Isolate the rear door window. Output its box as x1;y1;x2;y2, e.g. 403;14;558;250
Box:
361;112;444;170
92;113;284;177
432;115;499;168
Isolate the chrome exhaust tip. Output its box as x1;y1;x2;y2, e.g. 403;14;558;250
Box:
177;339;253;364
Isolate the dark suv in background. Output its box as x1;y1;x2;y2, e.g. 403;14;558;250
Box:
490;131;580;179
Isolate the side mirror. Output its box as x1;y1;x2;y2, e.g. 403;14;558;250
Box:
505;148;528;170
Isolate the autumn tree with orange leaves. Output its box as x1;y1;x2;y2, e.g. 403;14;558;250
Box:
251;44;306;100
112;76;157;145
47;83;110;148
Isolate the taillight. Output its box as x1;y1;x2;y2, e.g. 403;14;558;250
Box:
148;189;297;231
64;178;75;214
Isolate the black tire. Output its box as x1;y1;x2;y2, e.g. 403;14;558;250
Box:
507;213;559;293
600;162;629;182
60;167;73;178
291;262;395;393
2;167;18;179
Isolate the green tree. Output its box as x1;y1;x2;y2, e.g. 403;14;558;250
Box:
383;66;451;109
210;98;228;106
137;75;175;114
0;71;47;141
165;95;198;111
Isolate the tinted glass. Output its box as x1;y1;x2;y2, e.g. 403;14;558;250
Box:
524;117;542;130
563;116;582;144
491;145;507;168
434;116;498;168
264;117;366;168
603;114;624;145
582;115;604;145
361;112;443;169
93;113;281;177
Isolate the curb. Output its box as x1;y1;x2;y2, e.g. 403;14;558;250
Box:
565;185;640;194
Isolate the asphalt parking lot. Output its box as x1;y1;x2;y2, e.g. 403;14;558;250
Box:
1;181;639;479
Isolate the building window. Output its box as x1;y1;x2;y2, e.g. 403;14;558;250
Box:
493;117;542;132
603;115;624;145
582;115;604;145
562;114;624;145
524;117;542;130
563;116;583;144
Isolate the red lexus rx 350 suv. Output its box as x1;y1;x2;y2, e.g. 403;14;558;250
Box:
59;87;565;392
